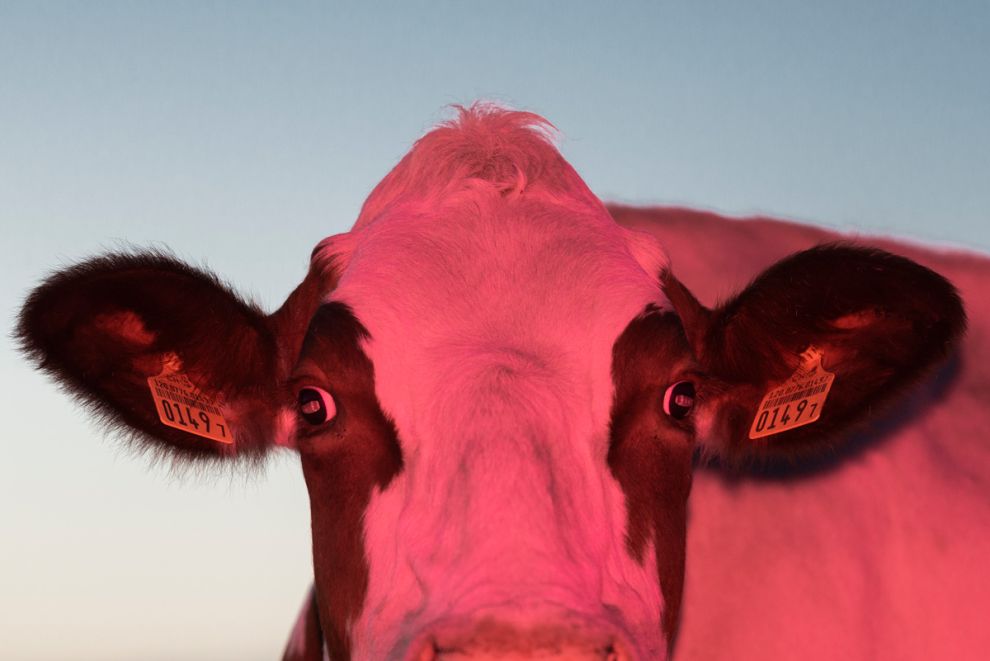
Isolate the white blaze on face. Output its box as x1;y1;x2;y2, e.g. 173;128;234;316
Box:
314;109;674;659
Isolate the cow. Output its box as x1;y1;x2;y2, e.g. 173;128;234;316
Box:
17;105;979;660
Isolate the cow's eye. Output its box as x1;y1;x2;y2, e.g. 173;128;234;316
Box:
298;387;337;426
663;381;696;420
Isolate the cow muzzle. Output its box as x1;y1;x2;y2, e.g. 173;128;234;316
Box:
406;615;637;661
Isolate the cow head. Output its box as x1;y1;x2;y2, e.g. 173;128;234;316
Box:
18;106;965;660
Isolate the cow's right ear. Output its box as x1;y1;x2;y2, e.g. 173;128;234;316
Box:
18;252;328;462
664;244;966;464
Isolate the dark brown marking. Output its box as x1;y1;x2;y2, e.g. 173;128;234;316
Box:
292;303;404;660
281;587;325;661
608;308;696;645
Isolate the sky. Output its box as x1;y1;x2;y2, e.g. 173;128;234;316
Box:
1;2;987;659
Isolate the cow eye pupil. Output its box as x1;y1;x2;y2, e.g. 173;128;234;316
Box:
298;387;336;426
663;381;696;420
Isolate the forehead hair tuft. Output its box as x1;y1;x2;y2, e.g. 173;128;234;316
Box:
353;103;598;229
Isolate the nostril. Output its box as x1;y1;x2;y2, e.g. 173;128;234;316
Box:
604;640;634;661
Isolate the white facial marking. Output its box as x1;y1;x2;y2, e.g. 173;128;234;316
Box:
311;109;675;659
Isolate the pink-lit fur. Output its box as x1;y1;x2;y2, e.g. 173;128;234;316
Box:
283;109;985;659
315;107;672;658
19;100;982;660
613;206;990;661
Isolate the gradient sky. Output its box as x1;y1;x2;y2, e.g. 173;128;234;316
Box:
2;2;987;659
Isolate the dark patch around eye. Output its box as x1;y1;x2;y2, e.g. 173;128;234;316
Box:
607;306;696;647
292;302;403;660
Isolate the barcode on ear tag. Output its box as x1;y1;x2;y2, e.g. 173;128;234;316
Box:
147;354;232;444
749;347;835;439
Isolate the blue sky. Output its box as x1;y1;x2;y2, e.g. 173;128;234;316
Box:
1;2;987;659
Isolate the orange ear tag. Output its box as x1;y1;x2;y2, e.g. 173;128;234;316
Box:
147;353;233;444
748;346;835;440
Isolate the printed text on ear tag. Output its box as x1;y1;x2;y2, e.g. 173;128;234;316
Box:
749;346;835;440
147;353;233;444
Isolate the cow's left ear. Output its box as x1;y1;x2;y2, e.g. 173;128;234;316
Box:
664;244;966;463
17;252;328;462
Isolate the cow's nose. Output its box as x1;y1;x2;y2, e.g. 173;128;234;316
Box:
410;618;634;660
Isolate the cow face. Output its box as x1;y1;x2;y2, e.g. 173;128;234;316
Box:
18;107;965;660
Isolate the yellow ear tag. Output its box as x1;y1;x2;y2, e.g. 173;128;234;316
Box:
147;353;233;444
749;346;835;440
